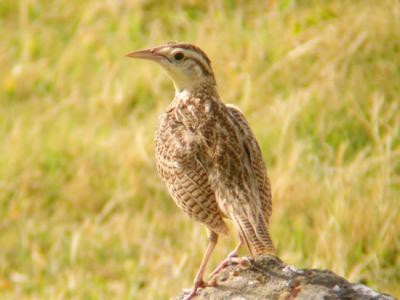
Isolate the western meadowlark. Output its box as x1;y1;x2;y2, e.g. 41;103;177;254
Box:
127;42;275;299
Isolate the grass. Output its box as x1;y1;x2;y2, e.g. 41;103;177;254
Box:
0;0;399;299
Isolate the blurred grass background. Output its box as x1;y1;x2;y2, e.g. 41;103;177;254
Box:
0;0;399;299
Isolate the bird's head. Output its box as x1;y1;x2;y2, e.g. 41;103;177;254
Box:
126;42;216;92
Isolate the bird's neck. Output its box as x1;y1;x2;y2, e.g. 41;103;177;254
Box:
177;81;218;99
166;82;221;114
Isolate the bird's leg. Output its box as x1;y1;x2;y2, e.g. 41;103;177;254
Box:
184;230;218;300
208;236;248;279
227;237;244;258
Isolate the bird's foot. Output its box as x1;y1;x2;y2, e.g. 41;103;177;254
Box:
182;279;216;300
208;256;250;280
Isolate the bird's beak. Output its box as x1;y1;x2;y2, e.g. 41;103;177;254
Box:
125;46;164;61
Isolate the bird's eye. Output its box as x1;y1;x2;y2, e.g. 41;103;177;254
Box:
174;52;184;60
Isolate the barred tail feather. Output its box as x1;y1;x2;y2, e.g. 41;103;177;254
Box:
233;214;275;257
233;215;255;257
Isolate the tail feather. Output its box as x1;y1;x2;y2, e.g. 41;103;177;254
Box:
232;215;255;257
233;213;275;257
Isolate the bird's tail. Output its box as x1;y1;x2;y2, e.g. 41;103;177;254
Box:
233;213;275;257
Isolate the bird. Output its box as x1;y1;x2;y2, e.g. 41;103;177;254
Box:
126;42;275;299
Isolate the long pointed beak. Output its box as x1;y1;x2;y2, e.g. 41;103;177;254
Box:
125;46;164;61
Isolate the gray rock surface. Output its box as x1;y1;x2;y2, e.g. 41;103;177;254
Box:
174;255;396;300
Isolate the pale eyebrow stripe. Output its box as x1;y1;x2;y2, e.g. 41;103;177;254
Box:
170;44;216;80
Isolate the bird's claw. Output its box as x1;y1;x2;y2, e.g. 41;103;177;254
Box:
209;256;250;279
182;279;216;300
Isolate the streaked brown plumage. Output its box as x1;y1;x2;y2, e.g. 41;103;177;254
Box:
127;42;275;299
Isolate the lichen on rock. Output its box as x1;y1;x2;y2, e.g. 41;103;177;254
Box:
174;255;395;300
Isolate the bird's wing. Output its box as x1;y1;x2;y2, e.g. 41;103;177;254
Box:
155;113;228;235
221;104;274;255
226;104;272;220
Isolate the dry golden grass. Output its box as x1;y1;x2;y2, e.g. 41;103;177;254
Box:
0;0;399;299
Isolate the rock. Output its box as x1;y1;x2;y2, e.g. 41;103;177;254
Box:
174;255;395;300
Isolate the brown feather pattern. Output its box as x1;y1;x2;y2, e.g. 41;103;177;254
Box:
156;80;275;256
